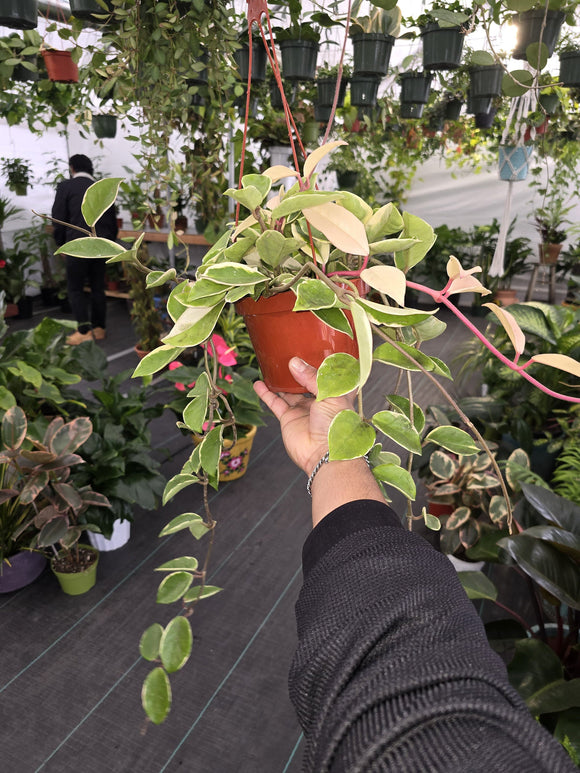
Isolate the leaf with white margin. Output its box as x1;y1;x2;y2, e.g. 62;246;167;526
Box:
162;303;224;347
232;212;258;240
530;353;580;378
483;302;526;357
317;353;360;400
303;140;347;179
361;265;406;306
328;409;375;460
350;300;373;388
303;202;369;256
369;238;420;255
447;275;492;296
263;165;300;184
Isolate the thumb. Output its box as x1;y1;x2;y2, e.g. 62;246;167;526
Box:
289;357;318;395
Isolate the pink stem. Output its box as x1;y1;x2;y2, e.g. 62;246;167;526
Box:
327;255;369;278
406;280;580;405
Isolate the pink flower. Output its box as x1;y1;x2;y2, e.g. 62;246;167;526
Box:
168;360;195;392
205;334;237;367
0;260;5;269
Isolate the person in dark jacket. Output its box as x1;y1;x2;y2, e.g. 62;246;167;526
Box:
51;154;118;345
254;357;577;773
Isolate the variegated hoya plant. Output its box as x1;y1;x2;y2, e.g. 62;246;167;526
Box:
54;141;580;724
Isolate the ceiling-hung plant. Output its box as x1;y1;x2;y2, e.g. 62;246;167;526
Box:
349;0;400;78
413;1;475;71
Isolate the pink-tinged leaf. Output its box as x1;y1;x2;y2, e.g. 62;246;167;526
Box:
0;489;18;505
303;202;369;256
447;275;491;296
360;265;406;306
483;303;526;357
2;406;27;449
303;140;347;180
81;490;112;508
20;472;49;504
34;505;58;527
446;256;482;281
263;165;300;184
530;353;580;378
53;482;83;512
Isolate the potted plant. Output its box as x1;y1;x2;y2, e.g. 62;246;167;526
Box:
349;0;400;77
0;406;111;595
325;140;366;189
510;3;568;61
0;157;32;196
414;2;473;71
398;70;433;118
0;245;39;314
534;197;572;265
0;0;38;31
272;3;322;82
315;61;350;111
92;113;117;138
559;38;580;88
460;483;580;764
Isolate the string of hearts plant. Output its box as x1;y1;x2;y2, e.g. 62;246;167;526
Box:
52;2;580;727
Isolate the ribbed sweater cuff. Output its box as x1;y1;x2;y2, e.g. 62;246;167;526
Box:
302;500;403;579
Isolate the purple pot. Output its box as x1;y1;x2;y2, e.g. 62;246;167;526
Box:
0;551;47;593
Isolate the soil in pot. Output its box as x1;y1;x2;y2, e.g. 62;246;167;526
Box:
52;546;97;574
51;545;99;595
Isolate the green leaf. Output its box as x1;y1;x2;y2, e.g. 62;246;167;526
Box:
81;178;123;227
489;495;509;525
162;474;199;505
198;426;222;485
241;173;272;200
270;190;340;219
202;262;268;287
139;623;163;661
155;556;199;572
523;526;580;561
372;463;416;499
293;279;338;311
182;394;209;434
312;308;353;336
508;638;563;703
554;708;580;763
457;571;498;601
374;339;437;372
328;410;375;460
350;300;373;388
224;185;263;211
141;667;171;725
502;69;534;97
525;42;548;71
521;484;580;535
162;303;224;347
396;211;435;271
425;426;479;455
0;387;16;411
156;571;194;604
529;678;580;716
423;510;442;531
429;449;456;480
158;512;210;540
55;237;126;258
256;230;301;268
372;411;422;454
356;298;435;327
316;353;360;399
13;360;42;388
183;584;222;602
146;269;177;288
469;50;496;66
159;616;192;673
133;346;182;377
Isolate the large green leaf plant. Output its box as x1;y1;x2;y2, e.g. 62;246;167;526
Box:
54;142;580;725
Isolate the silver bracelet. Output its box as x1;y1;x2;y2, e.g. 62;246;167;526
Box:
306;451;329;496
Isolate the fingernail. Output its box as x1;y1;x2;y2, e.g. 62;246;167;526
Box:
290;357;307;372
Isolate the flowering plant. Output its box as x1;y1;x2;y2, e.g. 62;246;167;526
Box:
0;247;38;303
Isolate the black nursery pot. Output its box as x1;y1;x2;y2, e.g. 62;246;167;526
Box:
234;40;267;83
421;23;464;70
466;92;492;115
279;39;319;81
400;102;425;119
444;98;463;121
350;76;380;108
512;9;565;60
559;50;580;88
0;0;38;30
474;108;497;129
92;114;117;138
17;296;33;319
315;76;348;108
399;71;432;104
352;33;395;76
469;65;504;98
69;0;114;21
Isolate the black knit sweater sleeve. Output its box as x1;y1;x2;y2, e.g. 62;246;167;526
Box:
289;500;576;773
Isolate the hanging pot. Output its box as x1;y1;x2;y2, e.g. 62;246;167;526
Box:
51;545;99;595
421;23;464;70
469;65;503;98
279;39;319;81
236;290;362;393
336;170;359;189
466;92;492;115
400;102;425;119
444;97;463;121
69;0;114;21
559;50;580;88
234;39;267;83
88;520;131;552
302;120;320;144
498;145;532;182
92;114;117;138
399;71;432;104
512;9;565;60
315;76;348;108
0;551;46;593
314;103;332;122
352;33;395;76
474;108;497;129
539;243;563;265
17;296;33;319
538;91;559;114
350;75;380;108
41;50;79;83
0;0;38;30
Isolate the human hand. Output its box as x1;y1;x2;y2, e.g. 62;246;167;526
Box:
253;357;355;476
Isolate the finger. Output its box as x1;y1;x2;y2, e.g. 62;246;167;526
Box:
288;357;318;395
254;381;291;422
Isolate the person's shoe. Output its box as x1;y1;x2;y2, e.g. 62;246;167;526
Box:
66;330;94;346
92;327;106;340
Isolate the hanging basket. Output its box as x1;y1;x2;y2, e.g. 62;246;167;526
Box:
559;50;580;88
92;114;117;138
474;108;497;129
466;92;492;115
315;76;348;108
279;39;319;81
41;50;79;83
498;145;532;182
69;0;114;22
512;9;565;60
234;40;267;83
444;97;463;121
336;170;359;189
352;33;395;76
469;65;503;98
0;0;38;30
399;71;432;105
350;75;380;108
400;102;426;119
421;23;464;71
236;290;361;393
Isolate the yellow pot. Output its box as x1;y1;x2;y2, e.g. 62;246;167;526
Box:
193;425;257;482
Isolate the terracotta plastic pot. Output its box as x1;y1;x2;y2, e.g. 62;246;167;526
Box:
41;50;79;83
0;551;46;593
539;243;562;265
51;545;99;595
4;302;19;318
493;288;518;306
236;289;363;393
427;501;454;518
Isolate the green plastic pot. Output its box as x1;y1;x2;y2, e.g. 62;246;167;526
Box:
512;9;564;60
279;39;319;81
302;120;320;144
421;23;464;71
469;65;503;98
51;544;99;596
559;50;580;88
444;98;463;121
0;0;37;30
400;102;425;119
352;33;394;76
